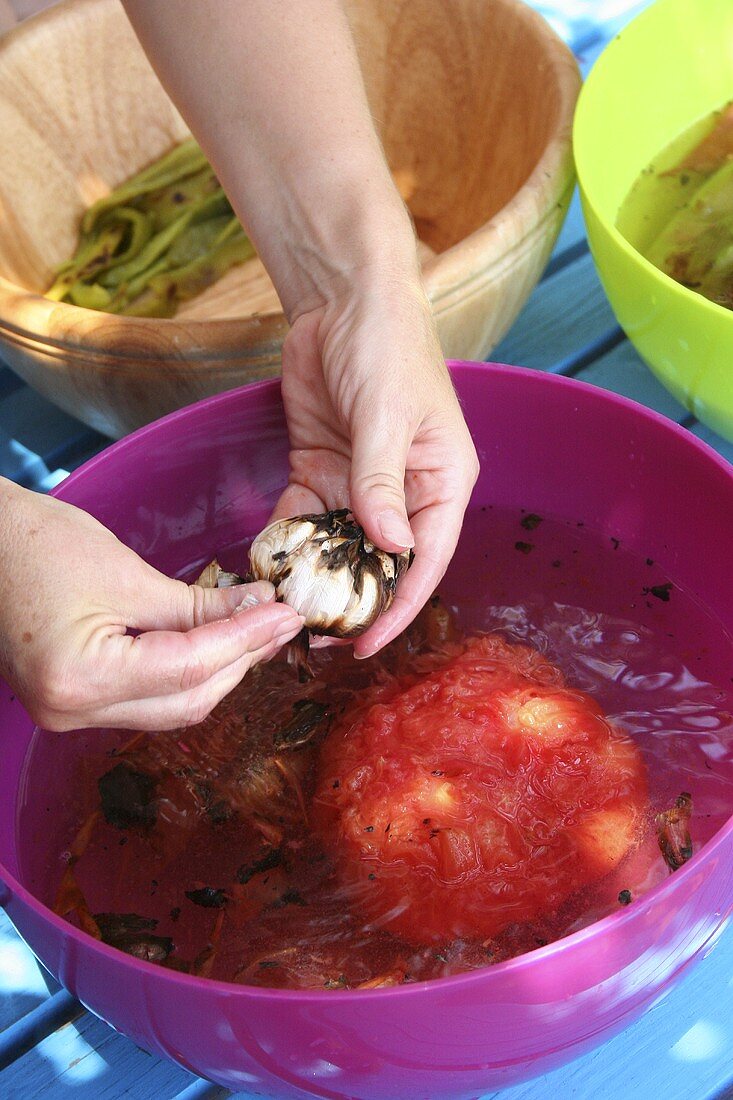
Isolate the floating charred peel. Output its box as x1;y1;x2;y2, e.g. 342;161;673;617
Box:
656;791;693;871
94;912;174;962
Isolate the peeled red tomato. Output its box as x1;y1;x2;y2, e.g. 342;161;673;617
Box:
314;634;647;944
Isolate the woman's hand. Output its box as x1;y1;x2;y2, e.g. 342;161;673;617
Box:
120;0;480;655
274;271;479;658
0;481;304;732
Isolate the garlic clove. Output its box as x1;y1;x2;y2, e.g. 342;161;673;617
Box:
277;547;355;631
339;565;383;635
250;517;315;566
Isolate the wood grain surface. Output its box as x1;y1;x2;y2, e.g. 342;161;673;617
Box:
0;0;579;436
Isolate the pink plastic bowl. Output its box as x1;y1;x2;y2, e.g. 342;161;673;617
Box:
1;362;732;1099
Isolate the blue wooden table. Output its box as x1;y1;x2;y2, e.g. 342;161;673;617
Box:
2;3;733;1097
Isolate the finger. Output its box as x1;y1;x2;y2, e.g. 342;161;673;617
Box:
123;571;277;633
353;498;465;658
185;580;277;626
309;635;351;649
269;448;350;521
90;601;304;704
79;629;292;731
348;416;415;554
270;482;326;522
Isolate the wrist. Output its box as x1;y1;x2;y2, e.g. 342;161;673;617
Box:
258;175;421;321
289;201;422;321
218;136;420;320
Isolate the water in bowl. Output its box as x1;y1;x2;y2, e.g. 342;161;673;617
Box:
15;504;733;987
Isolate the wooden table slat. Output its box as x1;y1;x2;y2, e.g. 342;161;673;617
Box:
1;1009;203;1099
574;339;691;422
0;990;81;1073
493;253;619;370
0;910;58;1032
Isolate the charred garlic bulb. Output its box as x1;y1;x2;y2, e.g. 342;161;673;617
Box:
249;510;412;637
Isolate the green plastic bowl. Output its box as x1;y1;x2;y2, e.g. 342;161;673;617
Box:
574;0;733;442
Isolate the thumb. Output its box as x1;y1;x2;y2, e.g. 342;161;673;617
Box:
127;570;278;633
187;579;279;628
349;420;415;553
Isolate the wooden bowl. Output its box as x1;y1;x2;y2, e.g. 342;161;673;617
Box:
0;0;580;437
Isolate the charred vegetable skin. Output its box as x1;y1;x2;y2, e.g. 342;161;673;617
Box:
656;792;694;871
641;103;733;310
95;913;173;962
46;137;254;317
249;509;412;637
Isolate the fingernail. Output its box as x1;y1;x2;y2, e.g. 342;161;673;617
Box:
378;510;414;550
274;616;305;640
234;594;263;612
233;581;275;612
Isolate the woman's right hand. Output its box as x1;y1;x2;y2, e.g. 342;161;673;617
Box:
0;479;304;732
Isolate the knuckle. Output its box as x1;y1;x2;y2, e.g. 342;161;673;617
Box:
188;582;209;629
353;471;404;501
176;650;210;694
35;661;86;716
455;438;481;493
179;690;218;729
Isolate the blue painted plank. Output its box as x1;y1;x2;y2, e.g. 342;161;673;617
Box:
573;339;691;422
543;191;588;278
0;387;91;465
534;1;649;55
0;1009;203;1098
548;324;626;377
476;921;733;1100
46;435;105;478
176;1082;231;1100
0;364;104;488
0;365;24;403
493;253;619;369
0;991;81;1072
0;911;59;1031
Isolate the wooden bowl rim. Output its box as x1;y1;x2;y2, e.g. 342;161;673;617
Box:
0;0;580;360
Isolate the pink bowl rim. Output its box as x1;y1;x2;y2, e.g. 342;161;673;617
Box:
2;359;732;1003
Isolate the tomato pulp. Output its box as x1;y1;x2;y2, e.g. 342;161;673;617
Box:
314;634;648;944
